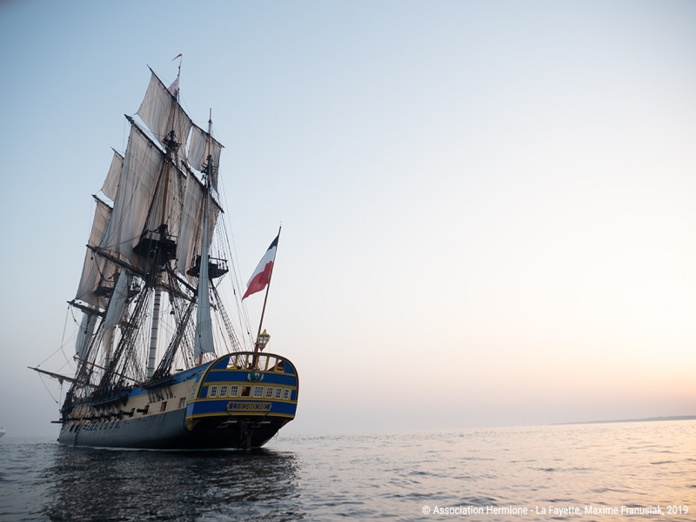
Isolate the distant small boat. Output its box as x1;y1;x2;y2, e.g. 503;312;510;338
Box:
0;428;5;438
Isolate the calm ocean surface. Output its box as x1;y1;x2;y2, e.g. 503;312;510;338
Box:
0;420;694;521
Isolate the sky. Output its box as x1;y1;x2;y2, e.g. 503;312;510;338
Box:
0;0;694;437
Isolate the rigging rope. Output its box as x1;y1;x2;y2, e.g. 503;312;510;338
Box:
37;305;74;369
217;173;254;349
38;375;61;405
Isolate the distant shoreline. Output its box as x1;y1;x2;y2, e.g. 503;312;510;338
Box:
555;415;696;426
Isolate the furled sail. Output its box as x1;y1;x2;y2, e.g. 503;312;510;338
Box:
194;249;215;357
194;181;215;358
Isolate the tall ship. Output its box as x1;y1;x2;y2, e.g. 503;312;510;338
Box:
31;63;299;449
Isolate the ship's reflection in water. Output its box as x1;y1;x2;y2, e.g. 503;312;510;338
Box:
43;445;303;521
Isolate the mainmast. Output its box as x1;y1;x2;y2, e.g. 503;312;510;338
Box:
144;67;182;379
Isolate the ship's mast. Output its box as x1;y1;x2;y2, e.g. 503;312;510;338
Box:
145;69;181;379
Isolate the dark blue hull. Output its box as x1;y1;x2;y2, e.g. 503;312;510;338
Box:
58;408;291;449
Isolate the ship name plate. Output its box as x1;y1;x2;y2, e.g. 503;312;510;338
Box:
227;401;272;412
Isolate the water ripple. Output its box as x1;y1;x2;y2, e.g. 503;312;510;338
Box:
0;420;694;520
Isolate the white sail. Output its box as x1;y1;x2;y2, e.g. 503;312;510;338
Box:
176;173;220;280
176;173;206;278
194;290;215;356
75;312;98;359
99;125;165;268
102;270;131;331
194;258;215;356
101;150;123;201
75;199;115;309
141;158;187;245
137;70;193;156
188;124;223;183
194;175;215;357
101;270;133;370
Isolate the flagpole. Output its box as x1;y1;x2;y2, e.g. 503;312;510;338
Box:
255;225;281;352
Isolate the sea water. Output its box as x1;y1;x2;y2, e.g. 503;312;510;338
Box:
0;420;693;521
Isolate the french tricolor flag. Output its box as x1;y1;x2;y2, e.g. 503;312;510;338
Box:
242;234;279;300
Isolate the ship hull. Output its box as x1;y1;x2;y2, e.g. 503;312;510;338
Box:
58;352;299;450
57;408;290;449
